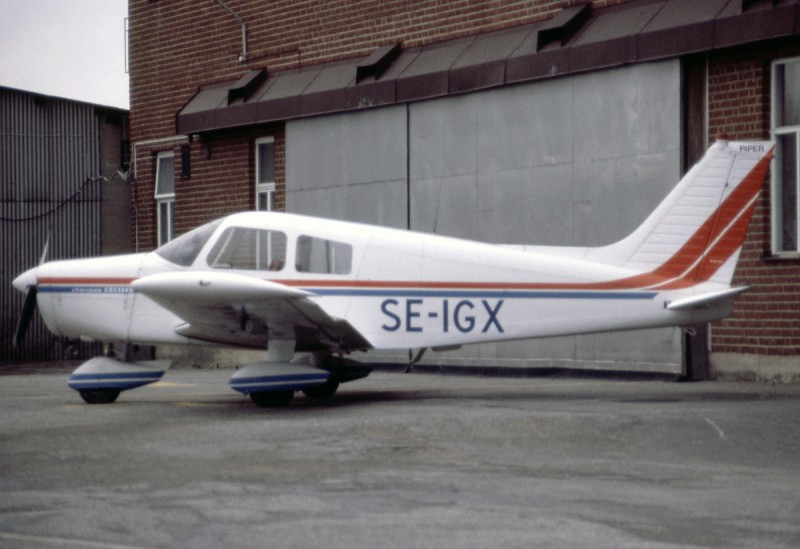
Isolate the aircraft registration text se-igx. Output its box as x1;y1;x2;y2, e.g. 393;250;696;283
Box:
380;298;505;334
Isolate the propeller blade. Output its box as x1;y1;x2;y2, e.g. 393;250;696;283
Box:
39;233;50;265
12;237;49;349
13;286;38;348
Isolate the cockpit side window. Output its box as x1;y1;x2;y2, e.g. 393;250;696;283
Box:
296;235;352;274
207;227;287;271
155;218;223;267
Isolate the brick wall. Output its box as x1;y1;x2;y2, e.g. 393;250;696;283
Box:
129;0;633;250
131;128;284;247
708;39;800;356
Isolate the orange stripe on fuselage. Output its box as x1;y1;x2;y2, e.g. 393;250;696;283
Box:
38;277;137;285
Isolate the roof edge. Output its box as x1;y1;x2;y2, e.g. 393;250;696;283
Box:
177;0;799;135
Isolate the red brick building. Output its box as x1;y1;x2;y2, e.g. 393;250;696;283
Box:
128;0;800;380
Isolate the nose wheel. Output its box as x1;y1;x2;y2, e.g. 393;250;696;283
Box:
78;388;121;404
68;356;167;404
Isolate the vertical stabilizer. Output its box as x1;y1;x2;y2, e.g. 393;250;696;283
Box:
594;138;773;289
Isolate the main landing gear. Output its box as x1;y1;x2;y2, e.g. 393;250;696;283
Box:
232;354;370;408
247;378;341;407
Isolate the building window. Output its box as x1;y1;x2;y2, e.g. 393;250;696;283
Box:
772;58;800;254
155;151;175;245
255;137;275;211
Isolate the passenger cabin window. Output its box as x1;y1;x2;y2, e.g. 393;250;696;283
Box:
296;236;352;274
207;227;287;271
772;58;800;254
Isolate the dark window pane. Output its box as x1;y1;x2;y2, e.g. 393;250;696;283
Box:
778;133;798;251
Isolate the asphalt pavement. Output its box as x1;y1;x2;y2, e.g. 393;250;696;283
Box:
1;364;799;548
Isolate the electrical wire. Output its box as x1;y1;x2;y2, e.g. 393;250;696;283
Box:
0;172;127;222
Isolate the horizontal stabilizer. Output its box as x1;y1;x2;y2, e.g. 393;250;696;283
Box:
665;286;749;311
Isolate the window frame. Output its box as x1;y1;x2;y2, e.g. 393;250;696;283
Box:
154;151;176;246
771;57;800;257
255;136;276;211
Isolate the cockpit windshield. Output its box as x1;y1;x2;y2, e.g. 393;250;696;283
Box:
155;218;223;266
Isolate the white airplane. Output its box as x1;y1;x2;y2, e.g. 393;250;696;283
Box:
12;137;773;406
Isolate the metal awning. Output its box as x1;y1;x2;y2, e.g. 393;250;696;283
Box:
177;0;799;135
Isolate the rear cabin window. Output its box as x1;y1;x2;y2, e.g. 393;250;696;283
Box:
207;227;287;271
296;236;352;275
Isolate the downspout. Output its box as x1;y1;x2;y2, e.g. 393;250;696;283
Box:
212;0;248;63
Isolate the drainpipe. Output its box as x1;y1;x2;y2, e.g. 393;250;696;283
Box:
212;0;248;62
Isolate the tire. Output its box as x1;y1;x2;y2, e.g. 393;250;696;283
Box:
249;390;294;407
78;388;121;404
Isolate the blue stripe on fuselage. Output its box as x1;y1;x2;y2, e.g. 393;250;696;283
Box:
306;288;657;300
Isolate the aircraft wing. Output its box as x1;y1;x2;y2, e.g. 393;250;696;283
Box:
131;271;371;352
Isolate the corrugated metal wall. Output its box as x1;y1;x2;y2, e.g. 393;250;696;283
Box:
1;88;104;361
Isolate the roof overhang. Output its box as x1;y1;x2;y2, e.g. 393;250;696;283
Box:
177;0;800;135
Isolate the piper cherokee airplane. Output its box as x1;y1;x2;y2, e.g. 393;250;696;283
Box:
12;137;773;406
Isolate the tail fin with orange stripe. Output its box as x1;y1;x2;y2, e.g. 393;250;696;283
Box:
597;137;774;290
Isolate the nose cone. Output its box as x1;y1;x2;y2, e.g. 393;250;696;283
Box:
13;267;38;293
